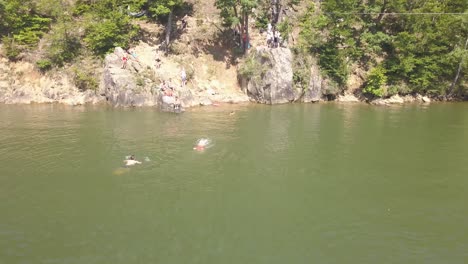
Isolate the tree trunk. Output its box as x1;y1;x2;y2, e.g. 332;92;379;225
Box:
233;5;241;44
165;10;173;52
375;0;388;25
276;0;283;24
243;11;249;55
449;37;468;95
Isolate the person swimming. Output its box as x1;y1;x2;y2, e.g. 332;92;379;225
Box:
124;155;142;166
193;138;211;151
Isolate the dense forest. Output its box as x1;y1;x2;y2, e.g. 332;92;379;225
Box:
0;0;467;98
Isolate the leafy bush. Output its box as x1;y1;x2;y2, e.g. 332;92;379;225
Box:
292;48;312;90
46;26;82;67
73;68;98;91
136;76;145;87
84;12;139;56
239;53;267;79
277;19;292;42
72;0;92;16
363;66;387;97
255;14;269;30
36;59;52;72
2;37;22;60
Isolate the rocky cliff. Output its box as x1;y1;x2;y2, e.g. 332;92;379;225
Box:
0;56;103;105
239;47;334;104
240;47;298;104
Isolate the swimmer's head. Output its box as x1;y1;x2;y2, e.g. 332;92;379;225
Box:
130;155;135;160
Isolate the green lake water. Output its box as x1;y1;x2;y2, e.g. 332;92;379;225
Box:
0;103;467;263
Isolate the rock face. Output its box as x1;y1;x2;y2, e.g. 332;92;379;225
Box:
337;92;360;102
103;47;194;111
371;94;405;105
103;47;158;107
0;57;104;105
303;63;323;102
370;94;433;105
102;47;247;110
240;47;298;104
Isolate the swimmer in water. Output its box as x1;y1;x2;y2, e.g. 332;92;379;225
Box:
193;145;205;151
124;155;142;166
193;138;211;151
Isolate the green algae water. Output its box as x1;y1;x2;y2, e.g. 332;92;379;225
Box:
1;103;467;263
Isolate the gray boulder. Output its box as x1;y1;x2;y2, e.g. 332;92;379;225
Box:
240;47;297;104
103;47;158;107
303;63;323;102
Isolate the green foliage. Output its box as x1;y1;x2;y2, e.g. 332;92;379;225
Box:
149;0;185;18
46;21;82;66
2;37;22;60
298;0;468;96
239;55;257;78
291;47;312;90
255;15;269;30
215;0;258;28
317;44;348;87
36;59;52;72
239;52;264;79
215;0;258;53
48;37;81;66
0;0;51;46
72;0;92;16
84;11;139;56
136;76;145;86
363;66;387;97
73;68;98;91
277;19;292;42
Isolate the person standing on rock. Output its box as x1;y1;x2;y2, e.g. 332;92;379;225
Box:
181;14;189;30
273;30;280;48
155;56;161;68
266;30;273;48
121;55;128;69
181;68;187;87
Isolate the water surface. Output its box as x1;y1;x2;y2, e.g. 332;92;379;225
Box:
1;103;467;263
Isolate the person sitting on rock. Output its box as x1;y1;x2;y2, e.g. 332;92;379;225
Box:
129;49;139;61
160;80;167;91
167;78;175;91
165;89;173;97
174;96;181;110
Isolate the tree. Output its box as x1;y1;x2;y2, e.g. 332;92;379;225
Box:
299;0;467;96
148;0;185;50
0;0;51;45
82;0;139;56
215;0;258;54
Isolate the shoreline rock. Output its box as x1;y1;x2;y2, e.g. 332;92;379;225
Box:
0;45;462;108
